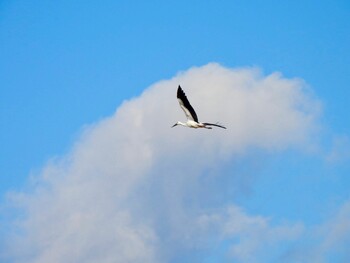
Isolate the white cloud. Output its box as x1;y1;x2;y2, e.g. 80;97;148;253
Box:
2;63;320;262
326;135;350;163
318;201;350;260
197;205;304;263
282;200;350;263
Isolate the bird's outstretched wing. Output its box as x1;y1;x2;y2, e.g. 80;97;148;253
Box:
177;86;198;122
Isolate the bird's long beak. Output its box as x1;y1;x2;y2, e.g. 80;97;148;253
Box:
171;123;178;128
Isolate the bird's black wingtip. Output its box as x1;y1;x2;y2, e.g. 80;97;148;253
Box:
177;85;185;98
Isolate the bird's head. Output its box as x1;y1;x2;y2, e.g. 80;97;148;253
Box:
171;121;180;128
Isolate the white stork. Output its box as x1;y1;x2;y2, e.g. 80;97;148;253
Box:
172;85;226;129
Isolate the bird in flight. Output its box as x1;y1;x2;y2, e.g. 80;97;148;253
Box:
172;85;226;129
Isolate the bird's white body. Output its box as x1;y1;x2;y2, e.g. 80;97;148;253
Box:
175;120;212;129
172;86;226;130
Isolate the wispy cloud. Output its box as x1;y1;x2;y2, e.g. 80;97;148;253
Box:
2;63;321;262
317;201;350;261
282;200;350;263
326;135;350;164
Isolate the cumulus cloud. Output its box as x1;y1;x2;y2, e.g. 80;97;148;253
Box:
2;63;320;262
197;205;304;262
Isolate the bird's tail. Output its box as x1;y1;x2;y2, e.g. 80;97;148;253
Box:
202;122;226;129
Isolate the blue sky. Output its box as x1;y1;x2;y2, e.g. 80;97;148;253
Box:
1;1;350;262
